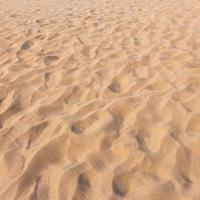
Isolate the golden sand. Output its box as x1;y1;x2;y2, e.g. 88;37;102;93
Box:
0;0;200;199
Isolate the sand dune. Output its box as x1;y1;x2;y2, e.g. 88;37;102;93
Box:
0;0;200;199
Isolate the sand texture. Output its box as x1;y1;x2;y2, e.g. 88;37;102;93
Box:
0;0;200;199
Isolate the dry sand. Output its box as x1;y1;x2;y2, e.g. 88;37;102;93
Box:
0;0;200;199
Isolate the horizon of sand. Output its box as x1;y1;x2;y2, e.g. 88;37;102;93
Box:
1;0;200;199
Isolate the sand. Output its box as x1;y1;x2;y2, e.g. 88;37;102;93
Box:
0;0;200;199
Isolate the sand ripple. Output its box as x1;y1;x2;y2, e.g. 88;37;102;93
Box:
0;0;200;199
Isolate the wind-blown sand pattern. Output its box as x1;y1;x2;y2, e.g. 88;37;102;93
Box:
0;0;200;199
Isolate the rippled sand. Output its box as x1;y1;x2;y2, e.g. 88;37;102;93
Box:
0;0;200;199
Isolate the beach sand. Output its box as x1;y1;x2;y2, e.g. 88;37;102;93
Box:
0;0;200;199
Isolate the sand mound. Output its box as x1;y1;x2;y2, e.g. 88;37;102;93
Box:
0;0;200;199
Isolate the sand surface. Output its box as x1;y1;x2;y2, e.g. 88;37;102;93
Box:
0;0;200;199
